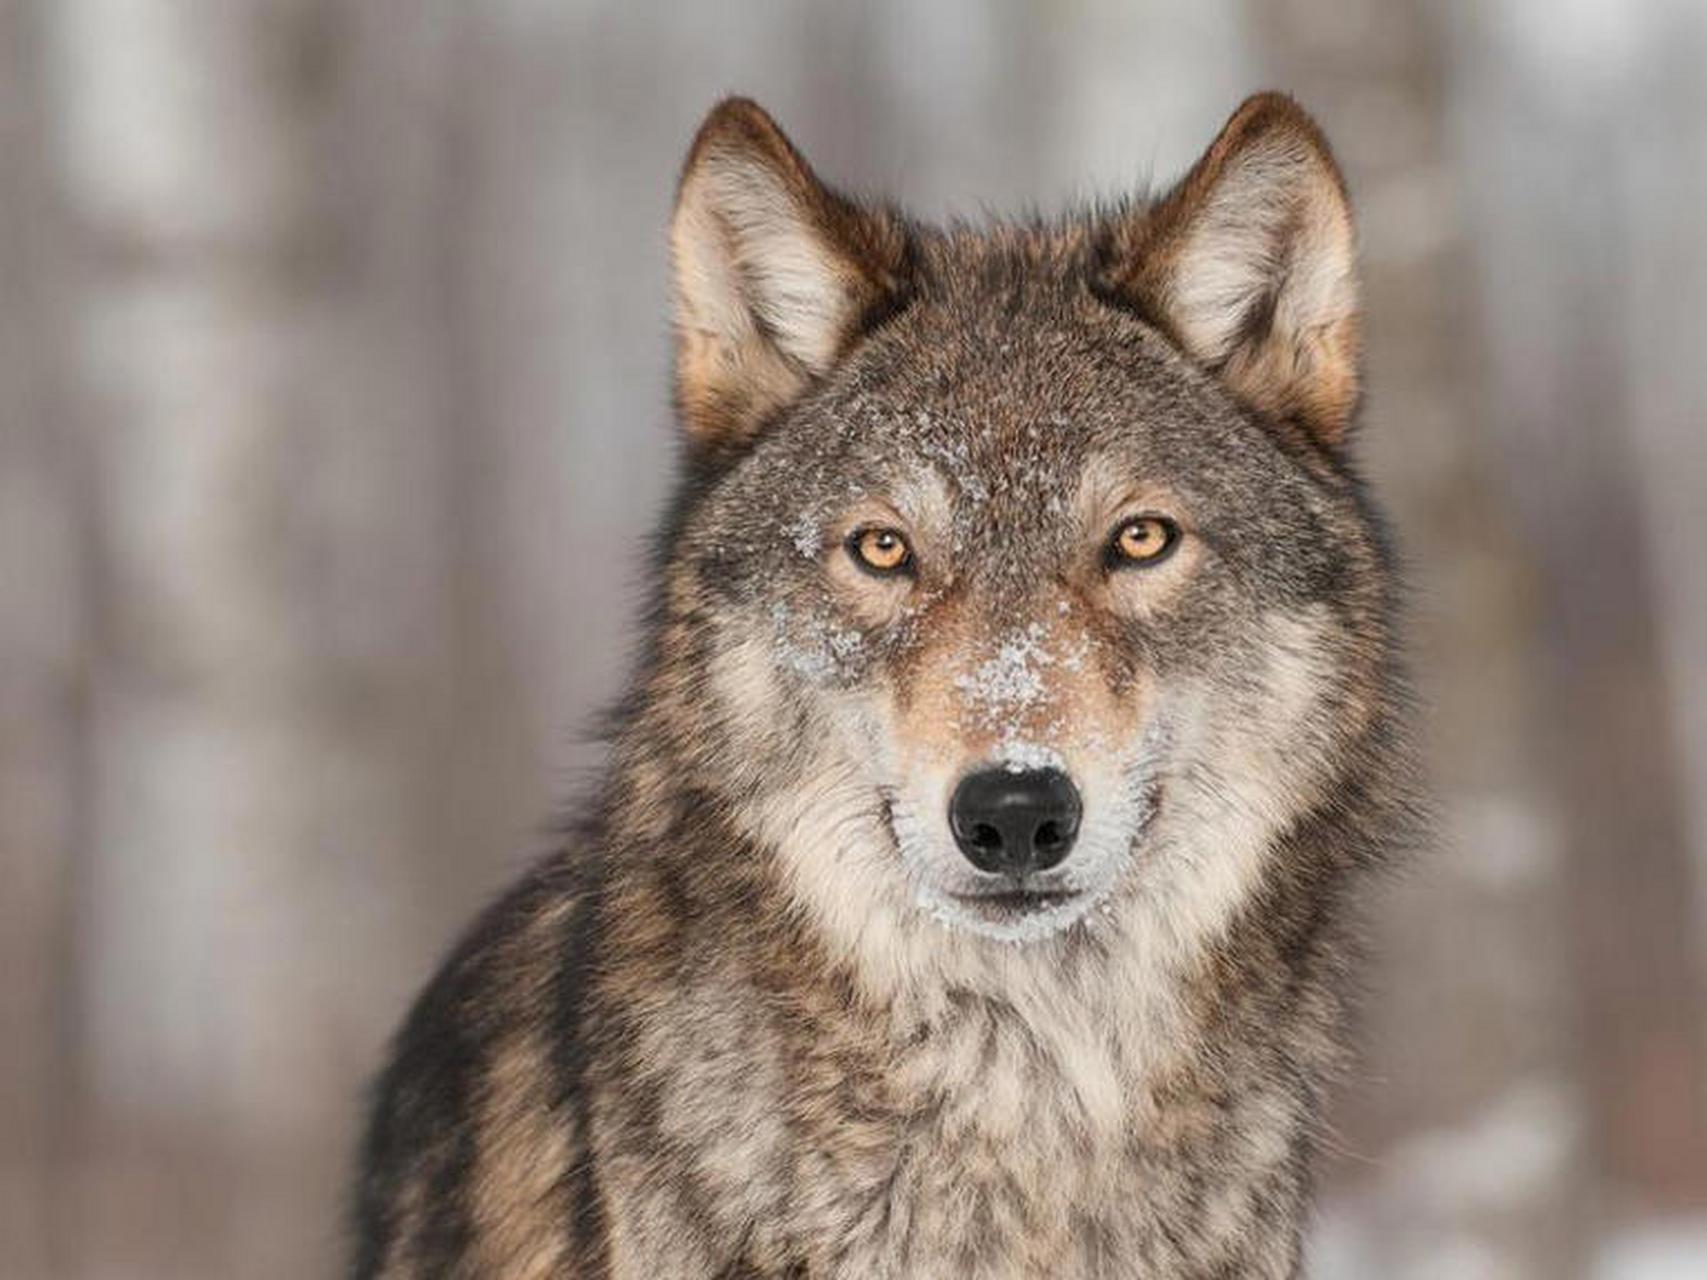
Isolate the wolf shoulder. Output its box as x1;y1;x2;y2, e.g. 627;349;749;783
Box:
349;852;597;1278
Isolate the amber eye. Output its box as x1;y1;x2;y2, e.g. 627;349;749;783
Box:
848;527;913;576
1108;515;1180;568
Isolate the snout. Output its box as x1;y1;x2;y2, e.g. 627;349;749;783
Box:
948;767;1082;876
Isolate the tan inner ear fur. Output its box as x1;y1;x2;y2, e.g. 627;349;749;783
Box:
1110;92;1361;445
669;98;910;447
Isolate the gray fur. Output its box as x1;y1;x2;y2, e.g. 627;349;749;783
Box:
352;93;1417;1279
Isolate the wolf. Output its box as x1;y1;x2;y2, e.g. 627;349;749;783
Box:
351;92;1416;1278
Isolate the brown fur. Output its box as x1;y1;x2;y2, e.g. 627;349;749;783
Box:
352;93;1417;1278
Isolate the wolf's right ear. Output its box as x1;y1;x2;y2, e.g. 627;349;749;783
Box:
670;98;912;448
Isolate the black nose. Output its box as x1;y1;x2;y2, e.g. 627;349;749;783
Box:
948;767;1083;875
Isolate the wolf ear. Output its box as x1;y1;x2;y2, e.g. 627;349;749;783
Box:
1105;93;1361;444
670;98;912;447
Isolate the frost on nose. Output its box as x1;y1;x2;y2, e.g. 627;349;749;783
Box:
950;619;1089;766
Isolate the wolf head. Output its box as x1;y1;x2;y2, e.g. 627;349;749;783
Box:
642;95;1397;982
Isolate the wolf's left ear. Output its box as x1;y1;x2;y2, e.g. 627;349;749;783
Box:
1104;93;1361;444
670;98;912;448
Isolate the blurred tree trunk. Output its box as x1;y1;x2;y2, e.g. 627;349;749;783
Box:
1445;0;1707;1223
33;2;484;1273
1;2;83;1273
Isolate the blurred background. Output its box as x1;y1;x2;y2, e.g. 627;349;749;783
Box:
3;1;1706;1276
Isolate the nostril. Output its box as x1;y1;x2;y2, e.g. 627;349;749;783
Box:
1034;820;1065;853
970;823;1003;852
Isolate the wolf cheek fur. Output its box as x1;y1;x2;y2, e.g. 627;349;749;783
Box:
353;92;1417;1278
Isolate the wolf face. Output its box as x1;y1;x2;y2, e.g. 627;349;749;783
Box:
665;97;1387;966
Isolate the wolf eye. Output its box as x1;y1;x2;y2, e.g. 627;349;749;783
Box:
847;527;913;576
1107;516;1179;568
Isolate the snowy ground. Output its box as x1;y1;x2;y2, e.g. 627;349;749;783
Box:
1312;1212;1707;1280
1308;1074;1707;1277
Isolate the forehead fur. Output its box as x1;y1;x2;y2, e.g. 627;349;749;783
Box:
807;216;1262;456
738;227;1308;504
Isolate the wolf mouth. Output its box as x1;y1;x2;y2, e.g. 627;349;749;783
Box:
945;886;1084;922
